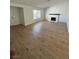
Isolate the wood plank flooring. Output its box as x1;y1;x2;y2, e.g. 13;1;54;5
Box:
10;21;69;59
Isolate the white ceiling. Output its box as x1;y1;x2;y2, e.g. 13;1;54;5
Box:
10;0;68;8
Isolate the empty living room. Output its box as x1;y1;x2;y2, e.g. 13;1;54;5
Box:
10;0;69;59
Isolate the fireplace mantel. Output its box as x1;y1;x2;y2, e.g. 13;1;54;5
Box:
49;14;61;15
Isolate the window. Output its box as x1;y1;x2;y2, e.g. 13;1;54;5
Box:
33;10;41;19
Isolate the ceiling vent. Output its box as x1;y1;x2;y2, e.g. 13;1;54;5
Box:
47;0;50;1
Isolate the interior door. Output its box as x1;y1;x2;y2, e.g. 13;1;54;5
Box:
10;6;20;26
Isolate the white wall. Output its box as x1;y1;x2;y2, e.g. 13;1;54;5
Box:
23;6;33;25
45;1;69;30
10;3;45;26
10;6;20;25
23;6;44;25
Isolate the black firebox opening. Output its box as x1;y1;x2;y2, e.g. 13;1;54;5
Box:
51;17;56;21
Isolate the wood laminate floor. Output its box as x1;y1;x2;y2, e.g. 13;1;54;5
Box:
10;21;69;59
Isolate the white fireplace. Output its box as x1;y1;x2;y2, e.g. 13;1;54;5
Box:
48;14;60;22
